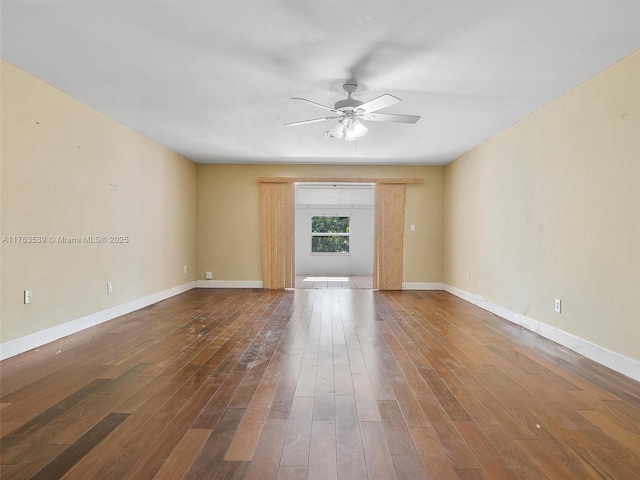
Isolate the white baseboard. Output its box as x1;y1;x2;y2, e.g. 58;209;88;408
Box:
403;282;444;290
6;280;636;383
195;280;264;289
444;284;640;383
0;281;196;361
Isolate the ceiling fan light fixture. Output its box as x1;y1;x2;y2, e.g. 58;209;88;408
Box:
329;120;346;139
344;128;358;141
329;116;367;141
351;119;368;138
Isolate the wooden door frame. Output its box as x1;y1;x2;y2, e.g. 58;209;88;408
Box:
258;177;422;290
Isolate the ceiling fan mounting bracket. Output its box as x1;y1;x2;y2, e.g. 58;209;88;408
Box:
333;81;362;110
342;82;358;95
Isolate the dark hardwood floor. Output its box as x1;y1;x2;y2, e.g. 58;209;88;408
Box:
1;288;639;479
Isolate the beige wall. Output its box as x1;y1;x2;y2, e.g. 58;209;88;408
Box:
6;48;636;366
197;164;444;283
1;61;197;343
444;51;640;361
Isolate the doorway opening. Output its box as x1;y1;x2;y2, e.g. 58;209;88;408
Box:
294;182;374;289
260;176;414;290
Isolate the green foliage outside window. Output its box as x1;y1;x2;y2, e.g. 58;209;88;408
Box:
312;236;350;253
311;216;350;253
311;216;350;234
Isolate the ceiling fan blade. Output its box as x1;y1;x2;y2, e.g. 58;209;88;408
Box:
285;116;341;127
357;94;402;113
362;113;421;124
291;97;340;113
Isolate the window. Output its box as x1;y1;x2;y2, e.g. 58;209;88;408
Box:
311;216;350;253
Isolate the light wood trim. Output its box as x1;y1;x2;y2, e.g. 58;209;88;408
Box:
260;182;294;289
258;177;423;184
260;176;411;290
373;183;406;290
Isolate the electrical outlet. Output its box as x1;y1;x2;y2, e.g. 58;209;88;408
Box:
410;224;416;231
205;272;213;280
184;265;187;274
107;282;113;294
24;290;32;304
555;298;562;313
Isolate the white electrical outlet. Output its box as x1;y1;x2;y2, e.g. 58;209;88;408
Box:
205;272;213;280
24;290;32;304
410;224;416;231
184;265;187;274
555;299;562;313
107;282;113;294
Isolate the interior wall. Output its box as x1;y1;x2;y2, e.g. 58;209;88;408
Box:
444;51;640;362
295;184;373;276
197;164;444;284
295;206;374;276
0;61;197;345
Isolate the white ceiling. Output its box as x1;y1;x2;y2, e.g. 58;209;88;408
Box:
2;1;639;165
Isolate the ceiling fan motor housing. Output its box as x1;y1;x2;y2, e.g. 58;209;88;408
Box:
334;98;363;110
334;82;362;111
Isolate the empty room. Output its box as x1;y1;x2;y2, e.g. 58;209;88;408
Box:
1;2;639;479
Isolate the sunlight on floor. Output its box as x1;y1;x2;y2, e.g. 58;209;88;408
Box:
302;276;350;282
295;275;373;289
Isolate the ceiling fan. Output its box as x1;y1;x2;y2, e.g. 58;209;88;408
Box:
285;81;420;141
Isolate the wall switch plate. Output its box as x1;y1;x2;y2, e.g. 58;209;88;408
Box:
107;282;113;294
24;290;32;304
205;272;213;280
555;298;562;313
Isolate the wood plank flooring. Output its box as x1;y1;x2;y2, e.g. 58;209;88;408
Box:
1;288;640;479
